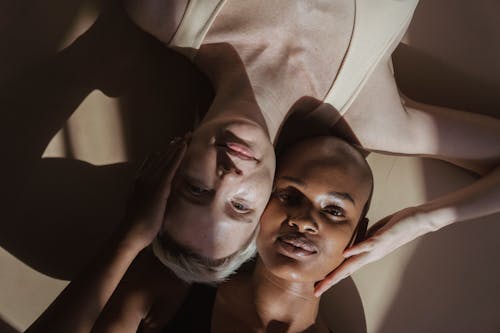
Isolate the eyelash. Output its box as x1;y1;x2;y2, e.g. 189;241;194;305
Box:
274;187;347;221
322;205;345;218
231;201;251;213
185;181;209;196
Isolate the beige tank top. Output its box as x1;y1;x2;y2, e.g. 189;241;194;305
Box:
168;0;419;115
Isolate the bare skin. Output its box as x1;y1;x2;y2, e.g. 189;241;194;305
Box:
211;261;328;333
211;137;372;333
26;1;500;332
127;0;500;297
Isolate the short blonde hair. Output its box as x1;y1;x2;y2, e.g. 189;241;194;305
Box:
151;226;258;284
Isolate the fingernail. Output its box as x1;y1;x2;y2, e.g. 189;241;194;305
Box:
170;137;182;145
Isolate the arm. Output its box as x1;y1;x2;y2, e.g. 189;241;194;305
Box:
315;59;500;295
340;59;500;174
25;140;187;333
90;248;189;333
25;234;145;333
344;59;500;221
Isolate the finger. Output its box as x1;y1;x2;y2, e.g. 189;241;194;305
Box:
151;139;185;180
158;141;187;199
145;136;186;181
135;153;157;180
158;139;187;179
343;239;375;257
314;255;367;297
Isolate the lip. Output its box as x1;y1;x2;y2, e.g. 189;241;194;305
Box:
275;233;318;260
216;130;258;161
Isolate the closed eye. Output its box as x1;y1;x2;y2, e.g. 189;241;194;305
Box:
187;183;209;196
181;176;212;199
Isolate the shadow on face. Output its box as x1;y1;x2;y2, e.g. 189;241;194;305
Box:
162;116;275;260
257;136;373;282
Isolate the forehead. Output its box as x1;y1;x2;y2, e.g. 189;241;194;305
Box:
279;155;364;184
276;155;371;206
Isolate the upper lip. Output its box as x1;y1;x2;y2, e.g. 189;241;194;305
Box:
277;232;319;253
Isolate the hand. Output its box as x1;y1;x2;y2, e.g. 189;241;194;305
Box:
120;138;187;249
314;206;433;297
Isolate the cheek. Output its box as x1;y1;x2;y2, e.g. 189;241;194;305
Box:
258;200;284;235
162;207;194;243
317;228;353;273
183;141;215;170
256;202;282;266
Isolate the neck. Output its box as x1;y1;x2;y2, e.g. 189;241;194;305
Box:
195;43;287;141
250;258;320;331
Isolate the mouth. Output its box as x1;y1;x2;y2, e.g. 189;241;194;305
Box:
275;233;318;259
215;130;258;161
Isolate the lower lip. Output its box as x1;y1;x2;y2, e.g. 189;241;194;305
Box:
275;238;317;259
226;142;255;160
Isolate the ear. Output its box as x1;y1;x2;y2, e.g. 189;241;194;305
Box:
353;217;369;244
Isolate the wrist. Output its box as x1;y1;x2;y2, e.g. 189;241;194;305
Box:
113;229;151;255
418;205;457;233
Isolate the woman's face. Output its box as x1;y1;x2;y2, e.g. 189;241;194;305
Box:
257;137;372;282
162;118;276;259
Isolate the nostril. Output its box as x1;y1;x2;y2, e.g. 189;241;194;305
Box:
287;219;298;229
305;226;315;232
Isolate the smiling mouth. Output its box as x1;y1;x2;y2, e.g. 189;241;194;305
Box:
275;233;318;259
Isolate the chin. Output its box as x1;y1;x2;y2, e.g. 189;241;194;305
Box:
267;264;313;283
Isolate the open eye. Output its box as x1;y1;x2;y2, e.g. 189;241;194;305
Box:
322;205;345;218
231;200;251;213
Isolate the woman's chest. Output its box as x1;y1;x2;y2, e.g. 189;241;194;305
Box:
201;0;355;100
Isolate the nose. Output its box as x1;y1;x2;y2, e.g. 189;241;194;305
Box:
287;215;318;234
216;149;242;178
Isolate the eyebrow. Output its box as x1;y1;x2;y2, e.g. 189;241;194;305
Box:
279;176;306;186
278;176;356;206
328;191;356;206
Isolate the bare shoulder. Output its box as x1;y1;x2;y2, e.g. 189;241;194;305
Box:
124;0;189;44
339;58;500;173
340;57;417;154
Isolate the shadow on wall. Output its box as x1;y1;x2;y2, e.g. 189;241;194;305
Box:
0;0;96;84
393;0;500;118
378;0;500;331
0;0;212;279
376;160;500;332
0;317;19;333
